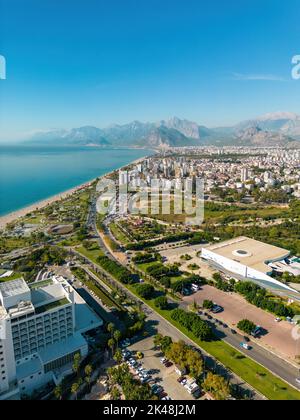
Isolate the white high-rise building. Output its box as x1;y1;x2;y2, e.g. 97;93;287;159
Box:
241;168;249;183
0;277;102;400
119;171;128;186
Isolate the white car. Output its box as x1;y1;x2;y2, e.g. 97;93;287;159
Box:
275;318;282;323
296;378;300;386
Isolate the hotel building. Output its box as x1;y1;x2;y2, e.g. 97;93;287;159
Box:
0;276;103;400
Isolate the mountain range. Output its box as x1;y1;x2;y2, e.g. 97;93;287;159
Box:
27;112;300;148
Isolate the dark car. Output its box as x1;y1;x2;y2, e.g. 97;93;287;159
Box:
165;361;173;368
154;387;164;395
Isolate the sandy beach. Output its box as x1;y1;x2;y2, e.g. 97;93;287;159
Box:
0;181;93;230
0;154;151;231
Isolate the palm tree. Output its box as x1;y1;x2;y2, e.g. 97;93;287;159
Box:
113;348;123;365
107;322;115;337
54;384;63;401
108;338;115;356
71;382;80;401
72;353;81;378
84;364;93;391
113;330;121;349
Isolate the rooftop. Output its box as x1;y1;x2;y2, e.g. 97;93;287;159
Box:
34;298;70;315
31;283;66;306
205;236;290;274
0;278;30;298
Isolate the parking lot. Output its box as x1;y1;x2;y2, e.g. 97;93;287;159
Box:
126;337;196;400
183;284;298;361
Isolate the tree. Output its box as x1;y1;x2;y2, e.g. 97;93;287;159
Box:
203;300;214;310
113;330;122;348
203;372;230;400
71;381;80;401
54;384;63;400
153;333;163;349
84;365;93;391
110;386;121;400
72;353;81;378
237;319;256;335
135;283;155;299
154;295;169;310
165;341;202;378
113;348;123;365
108;338;115;355
171;309;213;341
107;323;115;336
160;336;173;353
186;350;203;379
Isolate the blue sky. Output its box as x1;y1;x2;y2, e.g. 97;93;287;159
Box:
0;0;300;141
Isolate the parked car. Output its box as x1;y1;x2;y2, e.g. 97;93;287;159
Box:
251;325;262;337
211;305;223;314
165;361;173;368
153;386;164;395
136;352;144;360
160;357;167;364
296;378;300;386
181;378;187;386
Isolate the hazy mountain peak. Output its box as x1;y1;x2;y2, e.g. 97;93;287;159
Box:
25;112;300;148
257;111;300;121
160;116;200;140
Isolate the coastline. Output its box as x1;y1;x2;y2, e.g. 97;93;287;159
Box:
0;182;93;230
0;154;152;231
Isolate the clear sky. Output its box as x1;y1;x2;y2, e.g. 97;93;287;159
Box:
0;0;300;141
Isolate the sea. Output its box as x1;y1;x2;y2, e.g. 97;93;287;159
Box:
0;146;154;216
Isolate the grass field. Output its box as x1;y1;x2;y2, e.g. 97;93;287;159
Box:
76;245;104;264
110;223;130;245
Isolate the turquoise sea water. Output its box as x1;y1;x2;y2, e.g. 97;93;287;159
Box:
0;146;153;216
